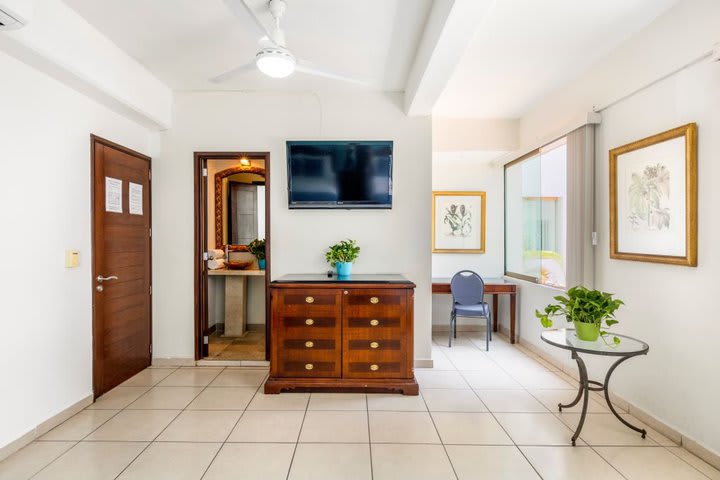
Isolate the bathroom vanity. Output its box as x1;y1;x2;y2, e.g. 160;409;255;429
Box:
265;274;418;395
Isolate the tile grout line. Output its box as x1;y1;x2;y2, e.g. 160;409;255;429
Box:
420;389;460;480
365;393;373;480
284;390;311;480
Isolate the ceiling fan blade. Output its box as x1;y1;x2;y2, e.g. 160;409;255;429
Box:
296;61;369;86
210;62;256;83
223;0;277;45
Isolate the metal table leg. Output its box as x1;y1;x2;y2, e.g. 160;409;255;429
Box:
603;354;647;438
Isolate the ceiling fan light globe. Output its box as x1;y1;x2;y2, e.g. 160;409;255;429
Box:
256;48;296;78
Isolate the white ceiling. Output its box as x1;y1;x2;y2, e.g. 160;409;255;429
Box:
63;0;432;92
433;0;679;118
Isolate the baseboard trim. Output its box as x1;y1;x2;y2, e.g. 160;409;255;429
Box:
152;357;195;367
196;360;269;367
515;336;720;470
414;358;434;369
0;393;93;462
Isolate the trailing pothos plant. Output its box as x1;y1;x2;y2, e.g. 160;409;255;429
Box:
247;238;266;260
535;286;624;345
325;239;360;266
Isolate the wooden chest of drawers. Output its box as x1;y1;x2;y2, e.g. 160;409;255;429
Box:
265;277;418;395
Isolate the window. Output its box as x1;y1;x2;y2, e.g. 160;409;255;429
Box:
505;138;567;288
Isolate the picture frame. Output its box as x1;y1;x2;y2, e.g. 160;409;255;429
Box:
609;123;697;266
432;191;486;253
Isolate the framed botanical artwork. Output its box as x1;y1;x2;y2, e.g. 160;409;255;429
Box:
609;123;697;266
432;191;486;253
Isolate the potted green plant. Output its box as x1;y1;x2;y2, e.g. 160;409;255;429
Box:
325;239;360;277
247;239;266;270
536;286;623;344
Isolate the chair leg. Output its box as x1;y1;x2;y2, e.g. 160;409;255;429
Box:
485;316;490;351
453;313;458;339
448;311;454;347
488;310;493;341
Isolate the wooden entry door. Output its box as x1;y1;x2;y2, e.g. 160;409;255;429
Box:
92;136;152;398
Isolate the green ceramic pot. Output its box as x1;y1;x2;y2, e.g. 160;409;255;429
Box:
574;321;601;341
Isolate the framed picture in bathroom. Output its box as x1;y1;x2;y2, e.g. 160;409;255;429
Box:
432;191;486;253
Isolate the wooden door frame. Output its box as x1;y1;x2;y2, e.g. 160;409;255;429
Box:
90;134;153;399
193;152;271;361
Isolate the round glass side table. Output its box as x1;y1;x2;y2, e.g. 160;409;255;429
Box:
541;328;650;446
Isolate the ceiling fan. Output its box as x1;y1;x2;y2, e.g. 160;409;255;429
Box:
211;0;366;84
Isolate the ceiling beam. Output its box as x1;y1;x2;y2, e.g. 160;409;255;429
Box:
403;0;495;117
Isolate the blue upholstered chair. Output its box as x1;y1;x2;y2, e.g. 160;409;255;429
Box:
449;270;492;350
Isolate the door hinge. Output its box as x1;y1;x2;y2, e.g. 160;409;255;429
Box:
150;344;153;355
202;168;208;177
149;228;152;238
203;252;209;261
591;231;598;246
148;169;152;181
149;285;152;295
203;336;209;345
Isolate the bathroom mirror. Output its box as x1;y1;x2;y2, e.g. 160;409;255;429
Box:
214;164;266;249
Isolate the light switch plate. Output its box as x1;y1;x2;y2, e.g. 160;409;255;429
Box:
65;250;80;268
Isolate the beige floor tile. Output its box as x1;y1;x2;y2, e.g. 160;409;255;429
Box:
209;368;268;387
33;441;147;480
495;413;579;446
0;441;74;480
247;392;309;410
530;388;609;413
121;368;176;387
186;386;256;410
307;393;367;410
432;412;513;445
85;410;180;441
511;370;575;389
289;443;372;480
476;390;548;413
596;446;708;480
156;410;241;442
448;445;540;479
421;389;487;412
444;354;495;371
618;414;678;446
521;446;624;480
118;442;221;480
667;447;720;480
227;410;304;442
87;386;151;409
157;367;223;387
300;411;369;443
371;444;455;480
369;411;440;444
415;370;470;389
127;386;204;410
40;409;119;441
557;413;658;446
203;443;294;480
429;351;456;370
462;369;522;389
367;393;427;411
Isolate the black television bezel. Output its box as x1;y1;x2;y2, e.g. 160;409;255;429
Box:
286;140;394;209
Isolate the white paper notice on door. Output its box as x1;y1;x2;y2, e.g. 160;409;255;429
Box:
105;177;123;213
129;182;143;215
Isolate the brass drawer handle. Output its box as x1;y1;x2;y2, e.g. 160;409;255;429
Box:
370;364;379;371
343;290;349;295
305;341;314;348
370;296;379;304
305;363;314;370
370;341;379;349
305;296;315;304
370;319;379;326
305;318;314;325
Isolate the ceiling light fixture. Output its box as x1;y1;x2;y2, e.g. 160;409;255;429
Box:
239;158;250;166
255;47;296;78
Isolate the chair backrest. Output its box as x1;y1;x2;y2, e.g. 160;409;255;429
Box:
450;270;485;305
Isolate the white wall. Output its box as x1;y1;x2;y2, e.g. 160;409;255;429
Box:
0;51;156;450
431;151;506;326
513;0;720;456
153;91;433;362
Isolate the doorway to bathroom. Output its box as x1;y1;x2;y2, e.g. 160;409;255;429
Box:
194;152;270;363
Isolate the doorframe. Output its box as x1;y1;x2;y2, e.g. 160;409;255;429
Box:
90;134;153;399
193;152;271;361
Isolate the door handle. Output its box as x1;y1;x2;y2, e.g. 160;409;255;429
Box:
97;275;119;283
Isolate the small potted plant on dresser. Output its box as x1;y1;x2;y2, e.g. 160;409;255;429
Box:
248;238;266;270
325;239;360;277
536;286;623;344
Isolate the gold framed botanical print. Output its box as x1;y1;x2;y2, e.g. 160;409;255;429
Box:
432;191;486;253
609;123;697;266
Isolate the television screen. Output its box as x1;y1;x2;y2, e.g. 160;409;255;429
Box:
287;141;393;209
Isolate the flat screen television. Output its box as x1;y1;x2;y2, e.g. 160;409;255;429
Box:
287;140;393;209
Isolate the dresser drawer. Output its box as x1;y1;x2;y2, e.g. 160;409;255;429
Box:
344;358;406;378
277;349;341;378
277;289;341;309
343;289;406;315
278;315;340;338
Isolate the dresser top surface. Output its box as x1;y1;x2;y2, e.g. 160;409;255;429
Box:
273;273;413;285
